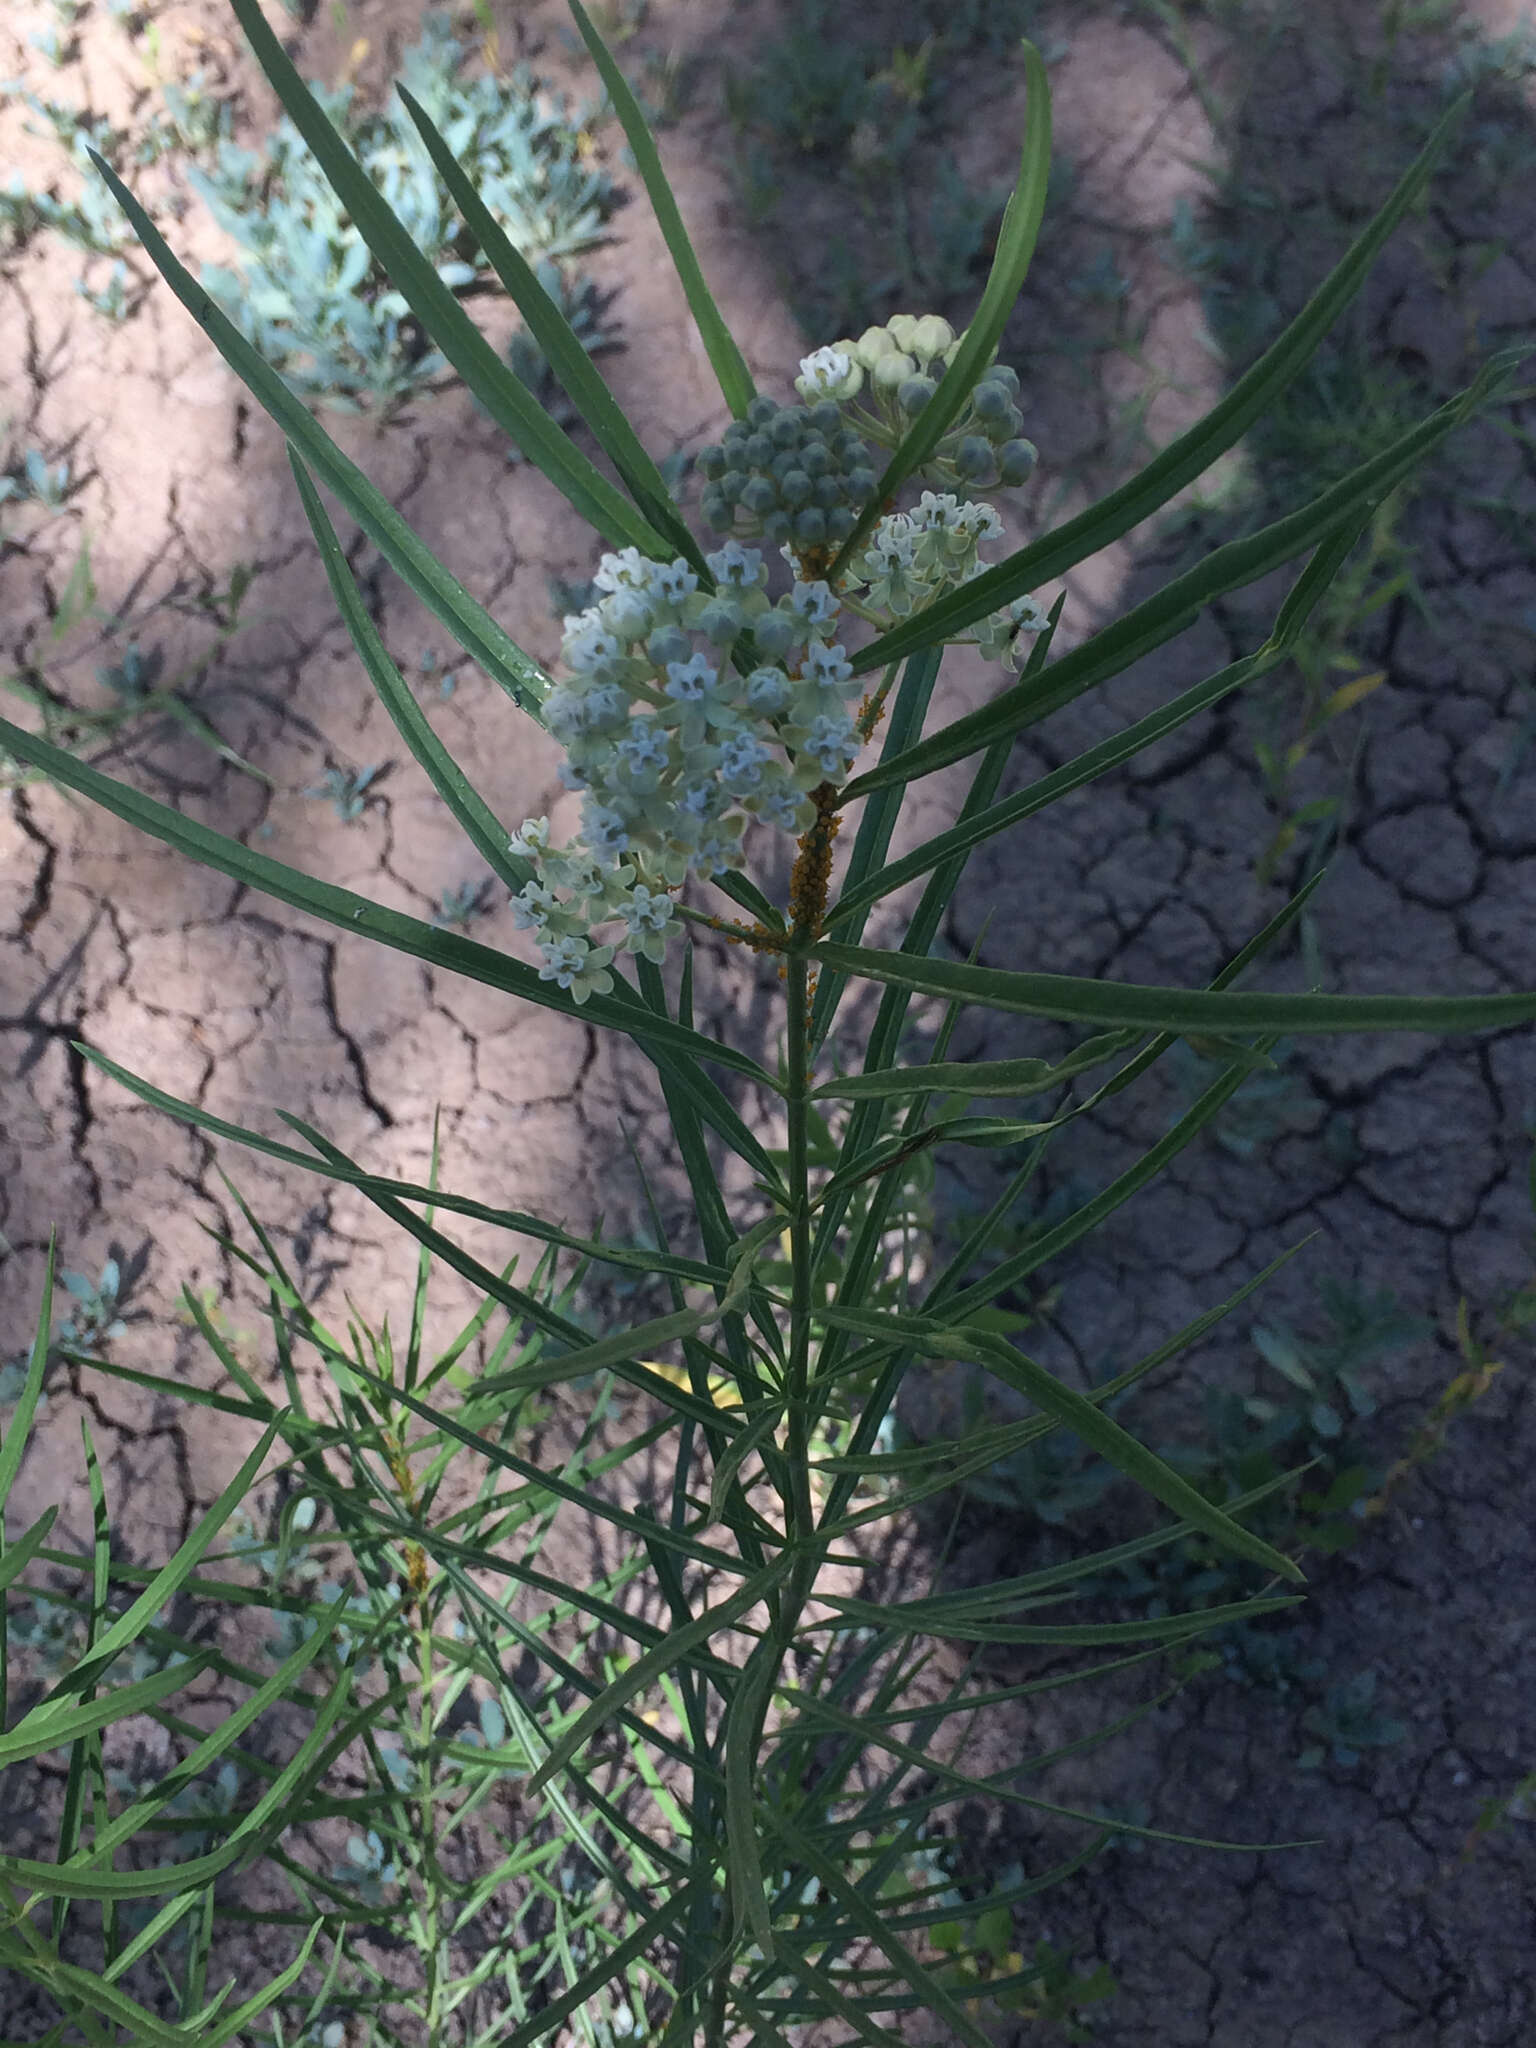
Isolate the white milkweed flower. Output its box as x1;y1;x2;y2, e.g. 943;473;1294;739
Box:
796;712;860;779
592;547;655;594
664;652;717;702
508;816;551;859
705;540;767;589
804;642;856;694
617;885;682;962
795;345;863;403
784;576;840;634
653;559;699;605
510;880;559;930
537;932;615;1004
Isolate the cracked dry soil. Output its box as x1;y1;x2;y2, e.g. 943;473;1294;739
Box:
2;0;1535;2040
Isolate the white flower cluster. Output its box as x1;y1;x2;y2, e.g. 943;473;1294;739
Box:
507;542;862;1001
842;490;1004;619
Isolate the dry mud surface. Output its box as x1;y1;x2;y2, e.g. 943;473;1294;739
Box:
2;0;1535;2040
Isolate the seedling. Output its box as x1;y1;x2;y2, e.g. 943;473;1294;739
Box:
1298;1670;1409;1769
304;761;388;821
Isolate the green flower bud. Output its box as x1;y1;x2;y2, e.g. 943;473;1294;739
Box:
647;625;691;666
801;442;831;479
696;443;727;479
779;468;813;506
812;475;843;510
852;324;896;367
911;314;954;360
988;363;1021;398
826;505;857;542
970;379;1012;421
718;468;747;506
847;465;878;500
763;509;793;542
832;429;868;467
886;313;921;353
998;438;1038;485
741;475;778;515
745;431;775;467
872;349;917;393
792;506;827;546
700;487;729;529
747;395;779;428
808;399;843;434
697;598;744;645
770;411;802;449
752;610;797;660
897;374;936;414
954;435;995;481
722;421;749;452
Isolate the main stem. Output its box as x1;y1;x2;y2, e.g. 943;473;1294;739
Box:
781;947;818;1585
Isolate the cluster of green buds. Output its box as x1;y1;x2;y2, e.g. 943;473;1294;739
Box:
694;396;879;551
796;313;1038;495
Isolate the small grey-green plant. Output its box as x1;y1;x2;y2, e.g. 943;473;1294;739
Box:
1297;1669;1409;1770
186;10;617;417
304;761;387;822
0;444;73;513
431;875;497;929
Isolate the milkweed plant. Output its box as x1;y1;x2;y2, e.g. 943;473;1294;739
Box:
1;3;1532;2044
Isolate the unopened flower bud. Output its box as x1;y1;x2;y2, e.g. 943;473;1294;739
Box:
998;438;1038;486
872;350;917;393
751;611;798;661
910;314;954;360
647;624;691;667
886;313;921;353
853;324;897;366
897;374;936;414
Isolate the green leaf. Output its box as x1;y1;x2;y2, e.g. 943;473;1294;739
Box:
396;80;702;566
0;715;776;1097
528;1556;786;1798
566;0;755;417
841;89;1475;677
287;451;530;894
808;936;1536;1038
845;351;1526;785
80;153;547;712
820;1303;1303;1581
828;38;1052;578
0;1506;59;1598
757;1804;997;2048
0;1240;53;1508
811;1033;1141;1104
724;1649;780;1959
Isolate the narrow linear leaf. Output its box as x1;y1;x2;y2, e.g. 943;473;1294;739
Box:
396;79;701;564
528;1558;786;1796
566;0;754;416
0;716;775;1092
81;154;548;710
808;937;1536;1038
828;38;1052;576
843;89;1475;675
